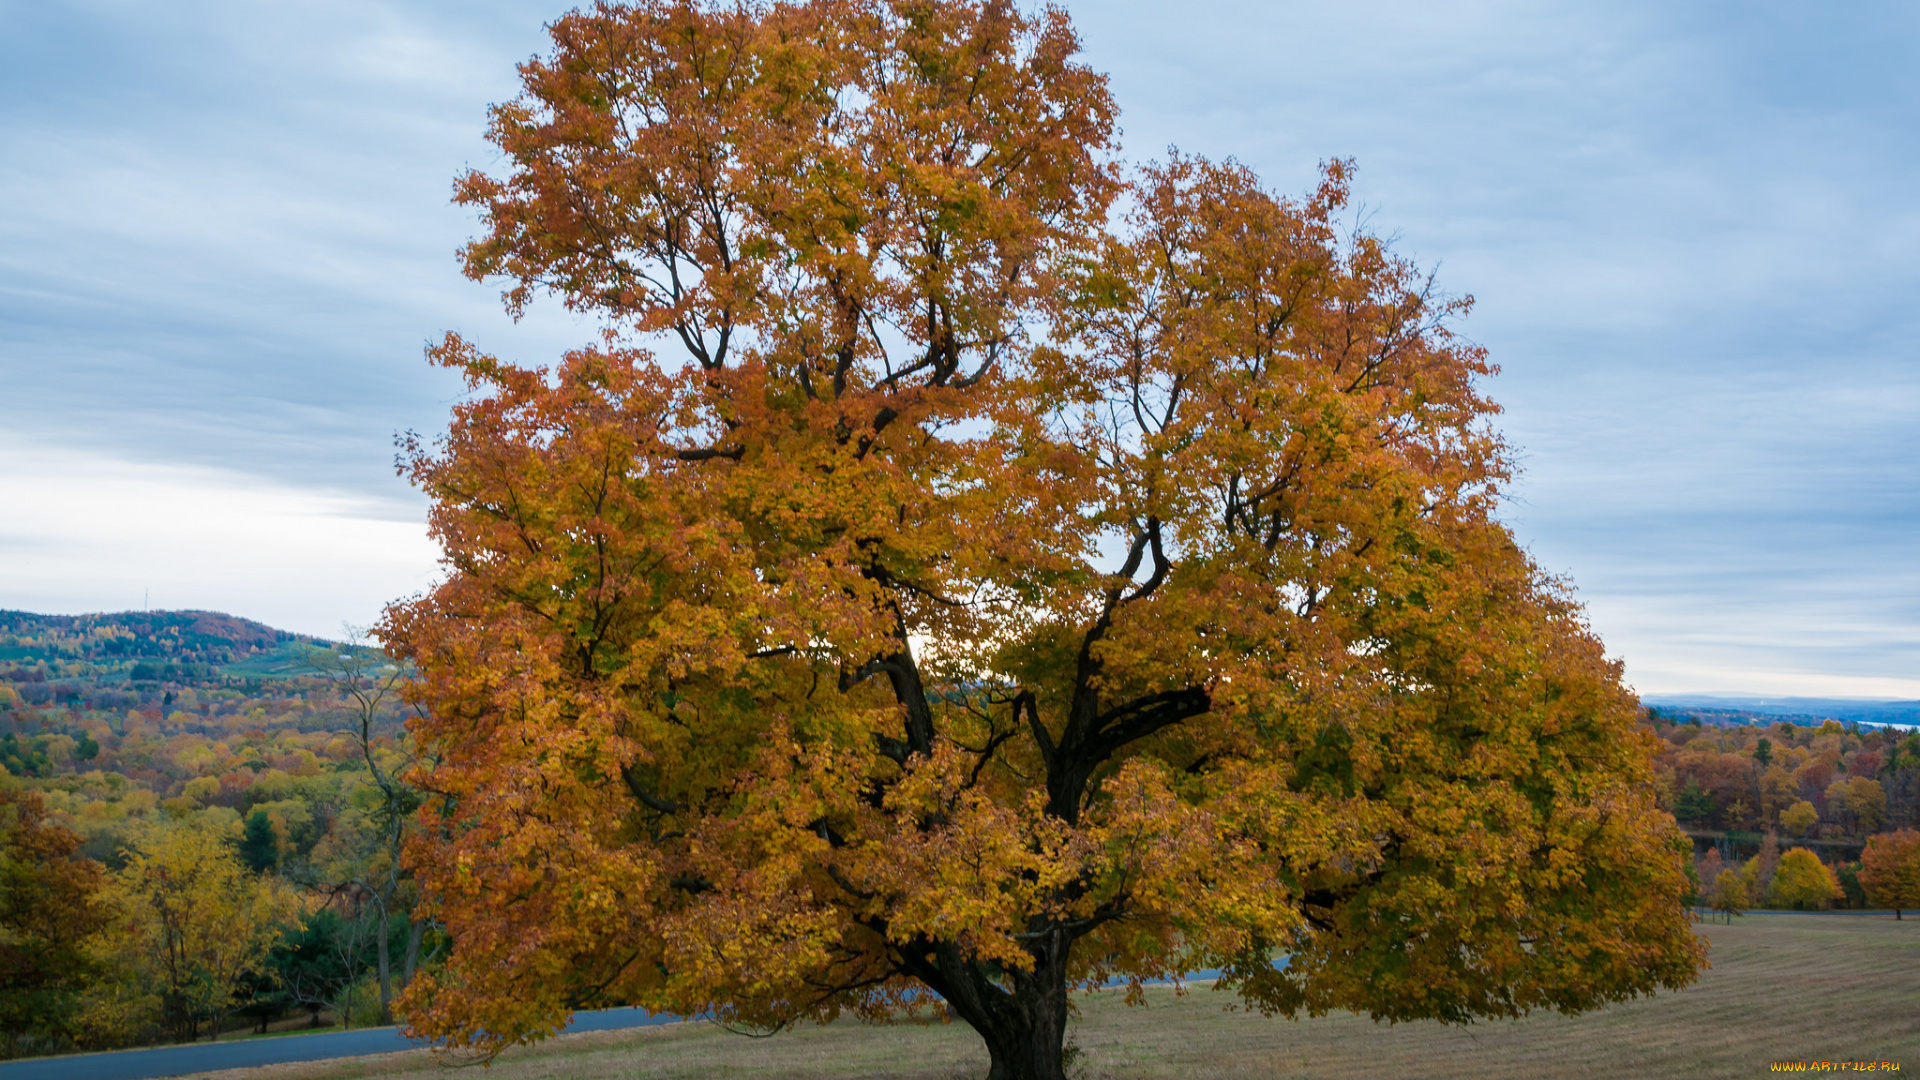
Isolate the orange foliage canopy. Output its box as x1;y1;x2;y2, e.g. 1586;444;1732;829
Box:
1859;829;1920;918
383;2;1704;1077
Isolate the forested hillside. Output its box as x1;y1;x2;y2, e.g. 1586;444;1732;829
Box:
0;610;433;1059
0;611;406;863
2;610;333;789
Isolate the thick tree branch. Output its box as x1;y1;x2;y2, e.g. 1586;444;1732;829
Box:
620;765;688;814
1087;687;1212;761
675;445;746;462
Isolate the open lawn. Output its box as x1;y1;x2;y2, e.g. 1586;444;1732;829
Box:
184;914;1918;1080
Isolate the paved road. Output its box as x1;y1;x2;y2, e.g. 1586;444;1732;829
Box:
1701;907;1911;917
0;1007;678;1080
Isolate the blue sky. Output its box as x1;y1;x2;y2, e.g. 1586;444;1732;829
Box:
2;0;1916;698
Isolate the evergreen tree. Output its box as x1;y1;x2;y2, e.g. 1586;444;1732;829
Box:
239;810;278;874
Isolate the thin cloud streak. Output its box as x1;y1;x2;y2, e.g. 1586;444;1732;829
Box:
0;0;586;497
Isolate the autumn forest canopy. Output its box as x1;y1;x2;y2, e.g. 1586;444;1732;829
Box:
9;2;1919;1079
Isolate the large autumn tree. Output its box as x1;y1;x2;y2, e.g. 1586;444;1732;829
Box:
384;2;1706;1078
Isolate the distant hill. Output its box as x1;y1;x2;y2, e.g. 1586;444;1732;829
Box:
0;610;362;725
0;609;411;898
0;609;334;687
1641;694;1920;731
6;607;1915;730
0;609;394;781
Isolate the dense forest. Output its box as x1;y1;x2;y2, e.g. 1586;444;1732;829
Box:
0;610;437;1059
1643;707;1919;914
1645;707;1918;839
3;609;1918;1059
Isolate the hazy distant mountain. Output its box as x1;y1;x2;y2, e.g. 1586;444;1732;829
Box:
1642;693;1920;730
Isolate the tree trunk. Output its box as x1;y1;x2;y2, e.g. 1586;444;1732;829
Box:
376;906;393;1024
402;918;426;989
997;971;1072;1080
931;930;1074;1080
334;901;367;1030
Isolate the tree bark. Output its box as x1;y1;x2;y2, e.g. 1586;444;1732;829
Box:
376;903;393;1025
921;929;1075;1080
402;918;427;989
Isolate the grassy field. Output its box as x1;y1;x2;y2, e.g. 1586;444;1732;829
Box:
187;914;1918;1080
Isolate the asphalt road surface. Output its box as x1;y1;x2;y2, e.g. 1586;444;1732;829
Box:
0;1007;678;1080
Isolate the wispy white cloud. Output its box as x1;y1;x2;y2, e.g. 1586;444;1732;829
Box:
0;0;588;492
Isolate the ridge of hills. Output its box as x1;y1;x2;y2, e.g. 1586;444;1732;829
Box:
2;608;1915;901
0;609;397;783
0;611;427;1054
0;609;340;691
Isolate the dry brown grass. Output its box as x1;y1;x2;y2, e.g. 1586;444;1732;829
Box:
184;913;1920;1080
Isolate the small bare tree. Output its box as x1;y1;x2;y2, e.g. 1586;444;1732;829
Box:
300;632;435;1024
